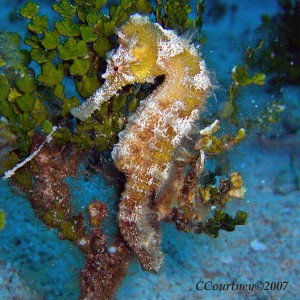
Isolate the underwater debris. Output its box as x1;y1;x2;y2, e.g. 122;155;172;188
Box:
3;126;57;180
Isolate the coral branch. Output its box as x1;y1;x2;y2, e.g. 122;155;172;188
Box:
80;234;130;300
11;137;130;300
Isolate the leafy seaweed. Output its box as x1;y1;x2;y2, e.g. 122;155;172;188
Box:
155;0;205;33
219;41;284;131
252;0;300;87
19;1;39;19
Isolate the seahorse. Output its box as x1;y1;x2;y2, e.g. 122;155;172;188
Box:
71;14;211;272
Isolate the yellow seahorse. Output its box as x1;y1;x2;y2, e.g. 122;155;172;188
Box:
71;14;211;272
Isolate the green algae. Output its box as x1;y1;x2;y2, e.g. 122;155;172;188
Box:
28;15;48;34
53;0;77;19
41;31;61;50
38;62;64;86
55;19;80;37
42;120;53;134
19;1;39;19
58;38;87;60
251;0;300;87
220;41;284;131
0;210;5;231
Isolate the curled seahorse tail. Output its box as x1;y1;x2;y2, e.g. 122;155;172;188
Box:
118;181;163;272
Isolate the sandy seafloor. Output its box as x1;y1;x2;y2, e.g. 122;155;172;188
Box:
0;0;299;299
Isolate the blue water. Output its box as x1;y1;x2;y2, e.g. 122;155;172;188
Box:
1;1;299;299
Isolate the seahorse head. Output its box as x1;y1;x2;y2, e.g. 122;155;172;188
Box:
70;14;210;122
103;14;165;86
70;15;168;121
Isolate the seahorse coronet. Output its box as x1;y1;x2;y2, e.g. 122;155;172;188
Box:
71;13;211;272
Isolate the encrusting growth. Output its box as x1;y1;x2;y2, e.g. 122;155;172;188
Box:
71;14;211;272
